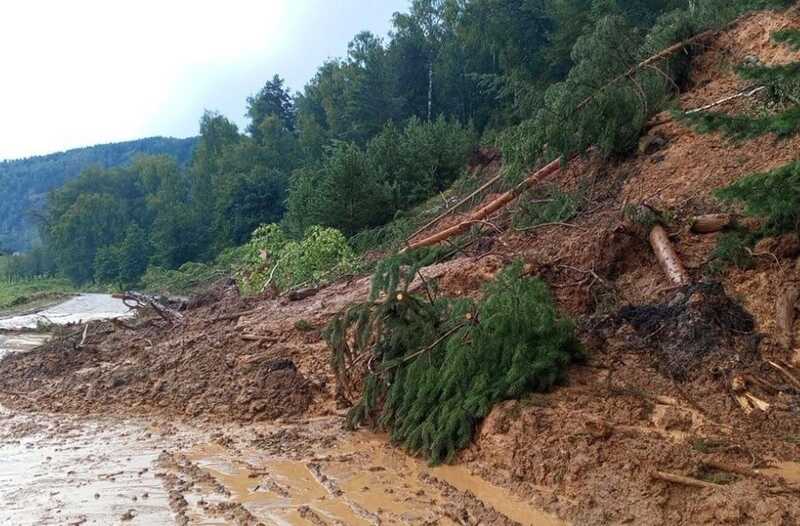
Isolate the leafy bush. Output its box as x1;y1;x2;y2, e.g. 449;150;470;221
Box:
238;224;357;294
327;260;582;464
679;105;800;140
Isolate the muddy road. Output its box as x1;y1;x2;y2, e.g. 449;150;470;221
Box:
0;294;562;525
0;409;563;525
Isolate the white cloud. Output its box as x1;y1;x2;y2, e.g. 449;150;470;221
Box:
0;0;405;160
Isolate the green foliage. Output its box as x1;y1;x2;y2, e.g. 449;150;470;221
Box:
498;0;791;177
717;160;800;234
17;0;792;295
738;62;800;103
512;187;581;230
237;224;357;294
680;25;800;140
706;229;755;275
773;28;800;51
140;247;243;296
286;118;475;236
679;106;800;140
328;261;582;464
0;137;196;252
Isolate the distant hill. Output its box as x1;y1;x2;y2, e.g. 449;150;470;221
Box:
0;136;197;252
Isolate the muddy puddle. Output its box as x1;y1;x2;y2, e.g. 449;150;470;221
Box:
0;410;563;525
166;419;564;526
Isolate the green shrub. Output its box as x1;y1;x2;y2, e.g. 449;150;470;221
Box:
327;261;582;464
238;224;357;294
680;26;800;140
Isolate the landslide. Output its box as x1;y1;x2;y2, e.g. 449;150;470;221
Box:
2;8;800;526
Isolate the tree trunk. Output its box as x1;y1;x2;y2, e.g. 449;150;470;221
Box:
775;284;799;351
427;60;434;121
690;214;733;234
649;225;690;286
401;156;565;253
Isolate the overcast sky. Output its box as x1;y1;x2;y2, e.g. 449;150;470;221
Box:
0;0;409;161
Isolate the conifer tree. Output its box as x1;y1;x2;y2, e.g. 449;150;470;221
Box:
327;260;582;464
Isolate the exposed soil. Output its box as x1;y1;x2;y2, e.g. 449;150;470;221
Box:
2;8;800;526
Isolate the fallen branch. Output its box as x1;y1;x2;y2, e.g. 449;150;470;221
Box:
78;323;90;348
652;471;721;489
406;170;506;243
401;156;568;252
649;224;690;286
117;292;183;322
702;459;758;478
767;360;800;391
685;86;766;115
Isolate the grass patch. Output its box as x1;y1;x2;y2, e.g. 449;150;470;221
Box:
0;278;77;315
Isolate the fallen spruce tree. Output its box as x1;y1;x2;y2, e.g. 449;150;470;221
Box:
326;255;583;464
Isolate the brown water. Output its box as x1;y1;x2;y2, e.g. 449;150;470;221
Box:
177;429;564;526
0;409;563;526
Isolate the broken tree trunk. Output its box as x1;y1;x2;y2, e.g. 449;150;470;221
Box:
652;471;721;489
690;214;734;234
649;225;690;287
401;156;565;253
776;284;800;351
702;459;758;478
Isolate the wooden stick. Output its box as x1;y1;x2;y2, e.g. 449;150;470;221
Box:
652;471;721;489
401;156;566;252
702;459;758;478
649;225;690;286
78;323;90;348
767;360;800;391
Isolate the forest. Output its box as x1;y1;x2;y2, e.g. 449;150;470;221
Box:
0;136;196;252
3;0;791;290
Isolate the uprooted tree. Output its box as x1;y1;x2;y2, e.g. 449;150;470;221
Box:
325;256;583;464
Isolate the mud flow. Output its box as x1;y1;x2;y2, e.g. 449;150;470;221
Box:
0;411;561;525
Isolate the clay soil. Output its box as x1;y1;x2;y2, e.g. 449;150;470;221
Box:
2;8;800;526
